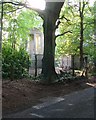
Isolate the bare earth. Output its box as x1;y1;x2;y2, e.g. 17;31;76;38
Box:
2;77;96;116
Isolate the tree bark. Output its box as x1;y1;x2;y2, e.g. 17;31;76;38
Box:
80;14;84;69
79;1;85;69
41;2;64;84
1;2;64;84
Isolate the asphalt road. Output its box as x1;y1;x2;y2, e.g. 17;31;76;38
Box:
3;87;95;119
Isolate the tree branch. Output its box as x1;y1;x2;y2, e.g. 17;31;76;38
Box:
79;1;82;16
55;15;71;30
25;5;45;19
81;1;86;14
0;1;45;19
0;1;25;6
3;6;24;14
55;20;61;29
59;15;70;22
55;31;72;39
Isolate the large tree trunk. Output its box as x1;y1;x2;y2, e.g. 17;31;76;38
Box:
42;17;57;83
41;2;64;84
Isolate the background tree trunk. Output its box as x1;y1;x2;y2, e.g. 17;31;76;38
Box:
79;1;85;69
72;55;75;76
80;15;84;69
93;1;96;72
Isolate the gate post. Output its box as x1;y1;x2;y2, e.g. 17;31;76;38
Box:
35;54;37;77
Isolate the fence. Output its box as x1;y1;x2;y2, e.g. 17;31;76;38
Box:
29;54;42;76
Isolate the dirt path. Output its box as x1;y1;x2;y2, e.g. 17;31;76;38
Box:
2;78;95;116
4;87;94;118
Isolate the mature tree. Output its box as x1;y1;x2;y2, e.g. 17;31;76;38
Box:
56;0;94;69
24;2;64;83
1;1;64;83
79;0;87;69
56;3;79;57
41;2;64;83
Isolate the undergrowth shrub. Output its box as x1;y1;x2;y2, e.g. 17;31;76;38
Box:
2;44;31;80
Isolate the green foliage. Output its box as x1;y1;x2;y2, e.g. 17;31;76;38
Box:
2;3;43;80
56;0;95;60
16;9;43;45
3;4;43;49
2;44;31;79
56;3;80;57
58;70;86;84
